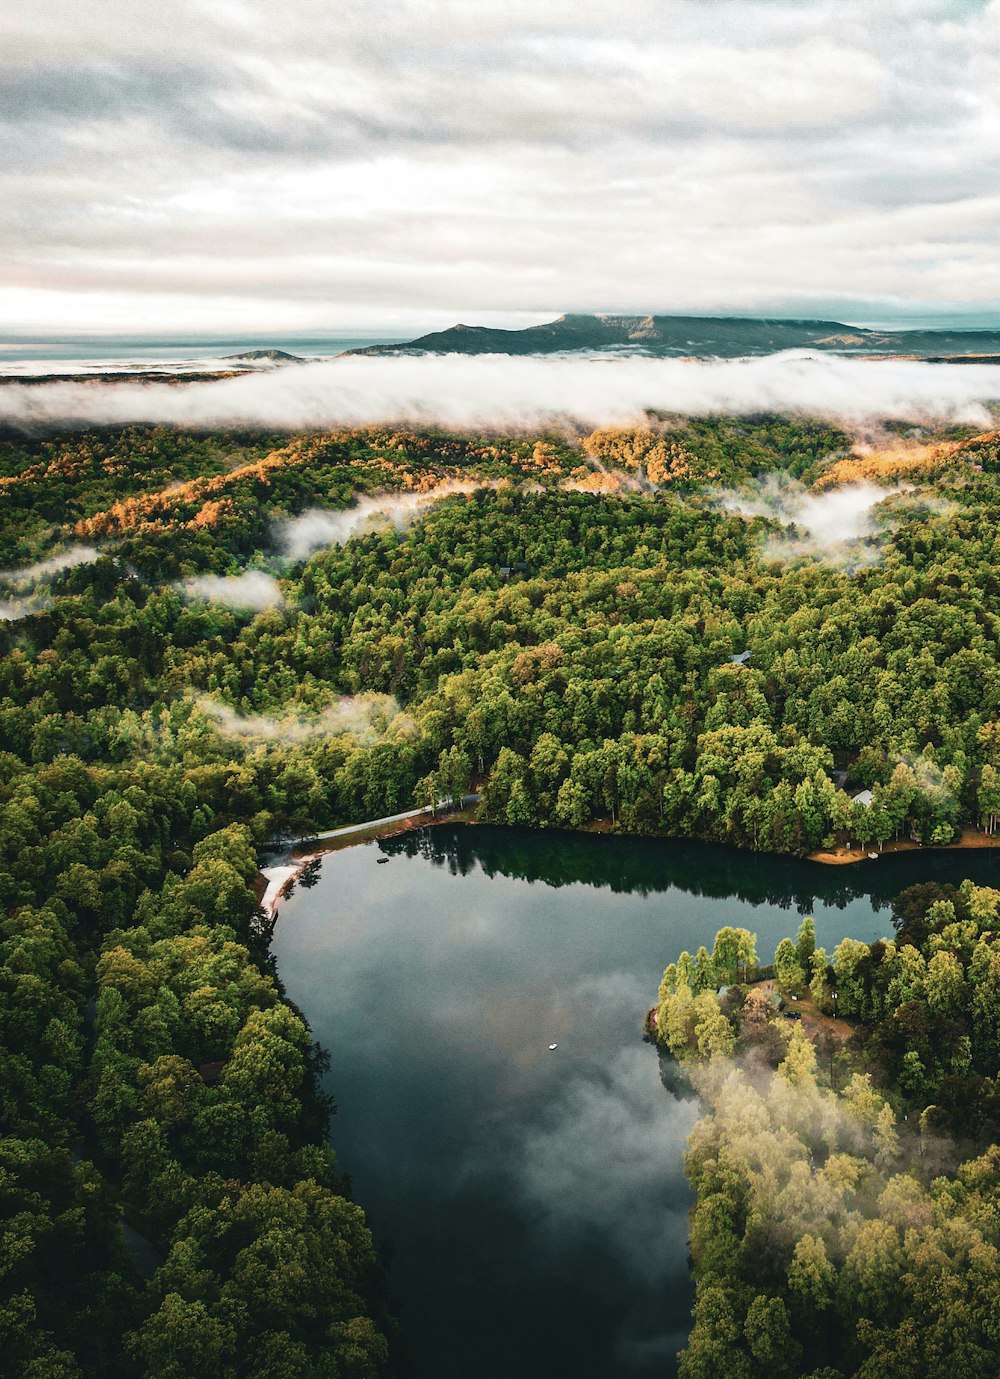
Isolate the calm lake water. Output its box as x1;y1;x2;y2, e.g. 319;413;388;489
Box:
270;826;1000;1378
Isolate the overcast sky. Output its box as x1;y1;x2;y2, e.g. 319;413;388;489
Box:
4;0;1000;339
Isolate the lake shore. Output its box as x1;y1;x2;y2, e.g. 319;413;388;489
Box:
258;802;480;920
809;826;1000;866
260;815;1000;914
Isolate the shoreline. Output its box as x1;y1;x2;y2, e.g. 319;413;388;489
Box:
259;815;1000;919
808;826;1000;866
259;802;480;922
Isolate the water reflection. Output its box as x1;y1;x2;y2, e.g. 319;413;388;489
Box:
384;823;1000;911
271;824;997;1378
503;1041;699;1365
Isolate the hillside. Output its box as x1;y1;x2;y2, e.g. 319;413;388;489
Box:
347;312;1000;359
224;349;305;363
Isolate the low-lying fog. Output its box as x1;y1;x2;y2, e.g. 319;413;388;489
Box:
276;482;484;559
3;351;1000;430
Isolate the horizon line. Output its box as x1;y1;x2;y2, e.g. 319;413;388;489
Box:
8;308;1000;349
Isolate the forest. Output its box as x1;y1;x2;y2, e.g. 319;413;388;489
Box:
653;878;1000;1377
2;416;999;859
2;412;1000;1373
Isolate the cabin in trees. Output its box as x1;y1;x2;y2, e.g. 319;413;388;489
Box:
852;789;874;807
729;649;752;665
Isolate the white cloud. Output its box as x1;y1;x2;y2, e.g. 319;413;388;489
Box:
0;545;102;619
3;351;1000;431
277;482;484;560
179;569;284;609
718;477;917;564
0;546;101;583
0;598;32;622
196;692;414;742
790;481;909;544
3;1;1000;333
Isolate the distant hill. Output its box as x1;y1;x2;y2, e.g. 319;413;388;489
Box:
225;348;304;363
345;313;1000;359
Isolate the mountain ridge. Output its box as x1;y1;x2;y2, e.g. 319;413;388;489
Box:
345;312;1000;359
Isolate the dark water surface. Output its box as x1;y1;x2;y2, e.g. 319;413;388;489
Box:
270;826;1000;1378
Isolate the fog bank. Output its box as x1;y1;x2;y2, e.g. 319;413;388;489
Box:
278;481;483;560
0;597;31;622
0;545;103;619
0;546;101;584
196;692;414;743
179;570;284;610
718;477;916;562
4;352;1000;431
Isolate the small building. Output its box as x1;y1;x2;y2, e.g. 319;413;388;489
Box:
730;649;752;665
852;789;874;807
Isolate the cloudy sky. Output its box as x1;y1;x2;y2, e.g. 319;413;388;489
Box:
4;0;1000;339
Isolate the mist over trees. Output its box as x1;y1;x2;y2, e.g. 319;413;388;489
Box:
654;880;1000;1378
3;417;999;858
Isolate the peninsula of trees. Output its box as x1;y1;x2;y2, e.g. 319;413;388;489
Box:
653;878;1000;1377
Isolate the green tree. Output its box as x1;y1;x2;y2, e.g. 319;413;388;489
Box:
979;763;1000;834
130;1294;236;1379
788;1234;835;1313
809;948;833;1012
777;1024;817;1088
712;926;757;985
796;914;816;969
924;950;967;1018
774;937;806;994
744;1294;800;1373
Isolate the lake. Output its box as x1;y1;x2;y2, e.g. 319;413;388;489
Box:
270;825;1000;1378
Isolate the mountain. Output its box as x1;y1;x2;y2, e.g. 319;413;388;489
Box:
224;348;304;363
345;312;1000;359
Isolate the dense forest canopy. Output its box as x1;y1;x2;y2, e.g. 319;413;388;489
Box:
2;411;1000;1373
2;414;998;855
